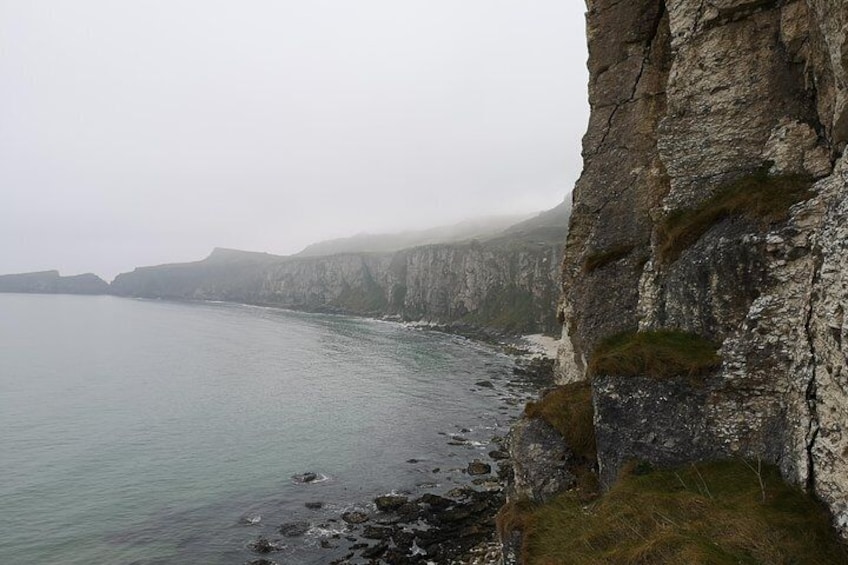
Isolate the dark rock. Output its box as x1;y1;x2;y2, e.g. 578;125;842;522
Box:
279;521;310;537
362;525;393;540
374;494;409;512
593;374;731;489
435;506;473;524
341;511;369;524
392;529;416;550
361;542;388;559
512;357;556;385
304;501;323;509
419;493;453;509
247;559;278;565
248;536;279;554
320;539;336;549
395;502;422;522
292;472;319;484
475;380;495;388
467;460;491;475
406;458;420;463
488;449;509;460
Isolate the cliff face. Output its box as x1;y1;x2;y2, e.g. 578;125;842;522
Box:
111;226;565;335
0;270;110;295
559;0;848;534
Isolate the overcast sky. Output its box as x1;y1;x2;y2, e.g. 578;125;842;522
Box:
1;1;588;281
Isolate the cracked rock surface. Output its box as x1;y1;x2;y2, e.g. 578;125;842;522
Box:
558;0;848;537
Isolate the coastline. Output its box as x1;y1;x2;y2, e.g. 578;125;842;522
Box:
237;315;559;565
2;292;556;564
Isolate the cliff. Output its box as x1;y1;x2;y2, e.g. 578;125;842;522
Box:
0;270;110;295
111;203;569;335
546;0;848;545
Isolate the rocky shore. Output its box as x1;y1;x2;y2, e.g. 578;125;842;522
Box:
241;340;556;565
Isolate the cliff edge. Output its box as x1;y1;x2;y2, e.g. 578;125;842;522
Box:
552;0;848;542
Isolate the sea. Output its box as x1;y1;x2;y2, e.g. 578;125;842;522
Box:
0;293;538;564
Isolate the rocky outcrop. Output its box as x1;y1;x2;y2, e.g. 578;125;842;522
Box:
111;207;568;334
0;270;110;295
557;0;848;537
507;417;576;502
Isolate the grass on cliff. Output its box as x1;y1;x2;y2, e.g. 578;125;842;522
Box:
588;330;721;379
506;460;848;565
658;172;814;263
524;381;596;461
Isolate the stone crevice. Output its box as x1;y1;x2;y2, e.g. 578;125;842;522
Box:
803;244;824;491
592;2;667;156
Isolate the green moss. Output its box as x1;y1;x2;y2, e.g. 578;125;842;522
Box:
583;244;636;273
511;460;848;565
589;330;721;379
525;381;596;460
658;172;814;263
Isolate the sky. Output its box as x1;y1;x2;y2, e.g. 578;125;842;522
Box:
0;1;589;281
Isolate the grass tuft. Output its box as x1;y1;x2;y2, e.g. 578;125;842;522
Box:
514;460;848;564
525;381;596;460
588;330;720;379
658;172;814;263
583;244;637;273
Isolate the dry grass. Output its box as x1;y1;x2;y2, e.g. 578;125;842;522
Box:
525;381;596;460
588;330;720;379
658;172;814;263
583;244;636;273
515;460;848;564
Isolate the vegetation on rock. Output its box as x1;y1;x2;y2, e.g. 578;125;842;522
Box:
503;460;848;564
524;381;595;461
588;330;721;379
658;172;814;263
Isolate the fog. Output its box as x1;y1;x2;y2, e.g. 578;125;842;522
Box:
0;1;588;281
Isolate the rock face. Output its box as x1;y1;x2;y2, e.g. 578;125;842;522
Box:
111;207;568;334
507;417;576;502
558;0;848;536
0;270;110;295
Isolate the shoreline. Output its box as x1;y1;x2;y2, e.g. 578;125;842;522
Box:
1;292;557;564
242;332;557;565
0;291;560;347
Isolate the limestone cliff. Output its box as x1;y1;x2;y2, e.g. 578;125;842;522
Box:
557;0;848;536
111;206;568;335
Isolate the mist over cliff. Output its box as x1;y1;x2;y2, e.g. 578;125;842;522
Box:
106;202;570;335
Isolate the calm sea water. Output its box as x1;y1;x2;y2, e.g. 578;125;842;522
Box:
0;294;533;564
